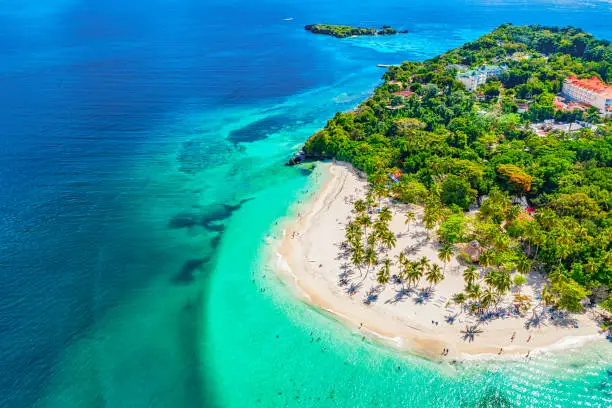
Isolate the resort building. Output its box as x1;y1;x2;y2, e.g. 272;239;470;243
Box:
457;64;508;91
393;90;414;98
562;75;612;114
553;95;588;112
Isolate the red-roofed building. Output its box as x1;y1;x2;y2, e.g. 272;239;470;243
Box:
554;96;588;112
562;76;612;114
393;90;414;98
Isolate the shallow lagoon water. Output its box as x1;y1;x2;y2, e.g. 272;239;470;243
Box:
1;0;611;407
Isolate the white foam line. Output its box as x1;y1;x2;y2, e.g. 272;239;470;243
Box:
319;306;404;347
273;250;312;302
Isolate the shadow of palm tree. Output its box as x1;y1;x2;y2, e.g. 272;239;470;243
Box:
363;285;384;305
525;312;543;329
460;325;483;342
363;293;378;305
404;245;420;255
335;250;351;260
385;287;411;304
347;282;362;296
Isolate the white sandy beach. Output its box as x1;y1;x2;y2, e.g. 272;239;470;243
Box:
273;161;606;361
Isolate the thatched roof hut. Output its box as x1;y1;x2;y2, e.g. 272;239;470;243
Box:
462;240;483;263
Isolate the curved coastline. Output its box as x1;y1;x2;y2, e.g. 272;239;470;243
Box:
271;161;606;362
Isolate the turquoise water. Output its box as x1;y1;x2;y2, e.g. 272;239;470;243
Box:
1;0;611;407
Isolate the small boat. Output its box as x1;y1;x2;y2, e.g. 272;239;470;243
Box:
283;17;294;21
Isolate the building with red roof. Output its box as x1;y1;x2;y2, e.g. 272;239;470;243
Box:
554;96;588;112
562;76;612;114
393;90;414;98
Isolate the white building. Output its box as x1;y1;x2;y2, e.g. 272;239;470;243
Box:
562;76;612;114
457;65;507;91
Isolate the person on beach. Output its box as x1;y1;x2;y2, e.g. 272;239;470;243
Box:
511;332;516;342
498;348;503;355
527;335;532;342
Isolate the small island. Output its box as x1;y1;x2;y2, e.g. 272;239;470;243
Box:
305;24;407;39
276;24;612;360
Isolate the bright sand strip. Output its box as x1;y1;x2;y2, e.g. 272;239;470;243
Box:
273;161;605;361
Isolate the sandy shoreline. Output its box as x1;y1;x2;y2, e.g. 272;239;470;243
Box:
272;161;606;361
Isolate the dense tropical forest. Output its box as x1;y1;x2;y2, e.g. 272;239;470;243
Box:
305;24;405;38
303;24;612;317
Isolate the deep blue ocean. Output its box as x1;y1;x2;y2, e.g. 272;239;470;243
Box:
1;1;611;407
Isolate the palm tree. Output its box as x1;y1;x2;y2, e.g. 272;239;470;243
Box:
365;191;376;211
513;293;532;313
406;261;422;288
418;256;429;273
348;234;362;253
373;220;389;243
462;266;479;286
438;243;453;271
404;211;416;232
356;214;372;236
556;229;574;264
483;271;496;288
381;231;397;251
513;274;528;294
397;252;407;269
516;255;531;275
363;246;378;279
425;263;444;289
377;258;391;285
345;222;362;245
379;207;393;223
493;270;511;294
354;199;367;214
525;223;545;260
466;283;481;301
479;250;494;269
422;205;440;236
452;292;466;307
366;233;378;248
480;289;496;312
540;284;556;308
351;245;364;273
453;292;467;315
372;184;388;208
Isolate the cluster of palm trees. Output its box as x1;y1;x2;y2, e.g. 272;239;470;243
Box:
345;198;396;282
343;197;445;293
388;253;444;290
452;258;532;314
